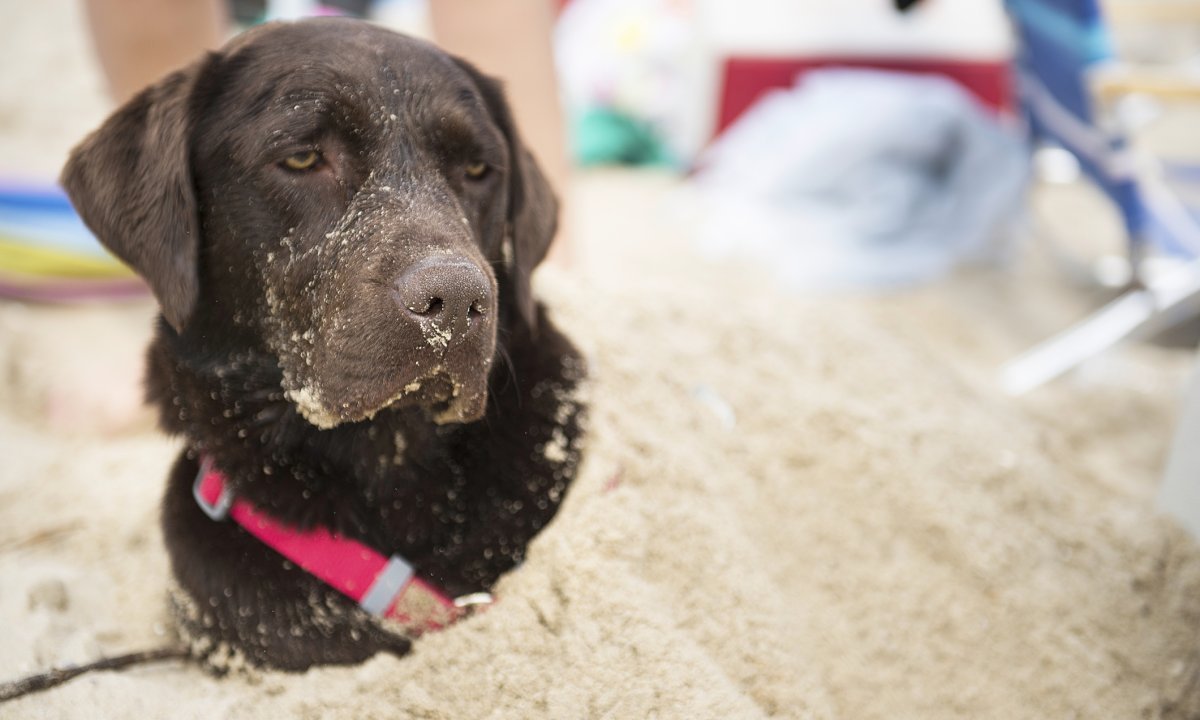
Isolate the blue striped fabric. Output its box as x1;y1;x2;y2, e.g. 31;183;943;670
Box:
1006;0;1152;249
0;182;103;256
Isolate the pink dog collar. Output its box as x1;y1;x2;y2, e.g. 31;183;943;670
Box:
192;456;487;634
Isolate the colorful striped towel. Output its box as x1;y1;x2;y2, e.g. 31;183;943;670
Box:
0;180;147;302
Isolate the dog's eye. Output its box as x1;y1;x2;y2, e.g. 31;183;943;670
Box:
281;150;321;171
464;161;490;180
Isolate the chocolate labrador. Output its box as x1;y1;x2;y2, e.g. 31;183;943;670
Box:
61;19;584;671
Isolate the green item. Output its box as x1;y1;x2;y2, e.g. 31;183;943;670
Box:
572;108;674;167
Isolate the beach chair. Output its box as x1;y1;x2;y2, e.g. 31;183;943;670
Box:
999;0;1200;395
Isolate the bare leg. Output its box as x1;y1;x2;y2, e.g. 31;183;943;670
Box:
46;2;226;435
82;0;228;102
430;0;574;266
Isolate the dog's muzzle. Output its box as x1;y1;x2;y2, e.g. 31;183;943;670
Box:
388;256;498;424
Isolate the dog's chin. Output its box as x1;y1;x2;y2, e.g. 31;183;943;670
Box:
372;371;492;426
286;365;491;430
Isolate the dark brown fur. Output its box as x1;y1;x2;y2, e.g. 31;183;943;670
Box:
61;19;584;671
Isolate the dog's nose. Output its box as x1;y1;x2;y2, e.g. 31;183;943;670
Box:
393;258;493;340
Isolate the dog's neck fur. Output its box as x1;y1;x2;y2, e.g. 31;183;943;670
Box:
145;309;584;593
150;331;431;521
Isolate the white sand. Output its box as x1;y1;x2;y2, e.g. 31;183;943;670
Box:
3;171;1200;718
3;2;1200;718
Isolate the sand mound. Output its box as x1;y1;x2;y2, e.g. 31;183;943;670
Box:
3;224;1200;719
2;1;1199;714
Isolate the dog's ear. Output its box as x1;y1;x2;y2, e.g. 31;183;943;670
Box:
61;54;216;332
452;57;559;332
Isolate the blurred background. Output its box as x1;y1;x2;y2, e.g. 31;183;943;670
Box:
0;0;1198;528
4;2;1200;714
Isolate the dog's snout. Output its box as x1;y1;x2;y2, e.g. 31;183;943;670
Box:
394;258;494;337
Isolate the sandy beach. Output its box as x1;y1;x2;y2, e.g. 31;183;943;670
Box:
3;2;1200;718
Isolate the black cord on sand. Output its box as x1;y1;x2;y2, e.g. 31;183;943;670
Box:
0;646;189;703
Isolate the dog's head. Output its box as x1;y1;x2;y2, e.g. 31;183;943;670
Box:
62;19;558;428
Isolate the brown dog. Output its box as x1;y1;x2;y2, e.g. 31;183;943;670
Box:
61;19;584;671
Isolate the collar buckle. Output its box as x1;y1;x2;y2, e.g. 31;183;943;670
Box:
192;457;234;521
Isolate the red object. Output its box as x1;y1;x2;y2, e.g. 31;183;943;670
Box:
716;56;1013;137
0;274;148;303
194;458;464;633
